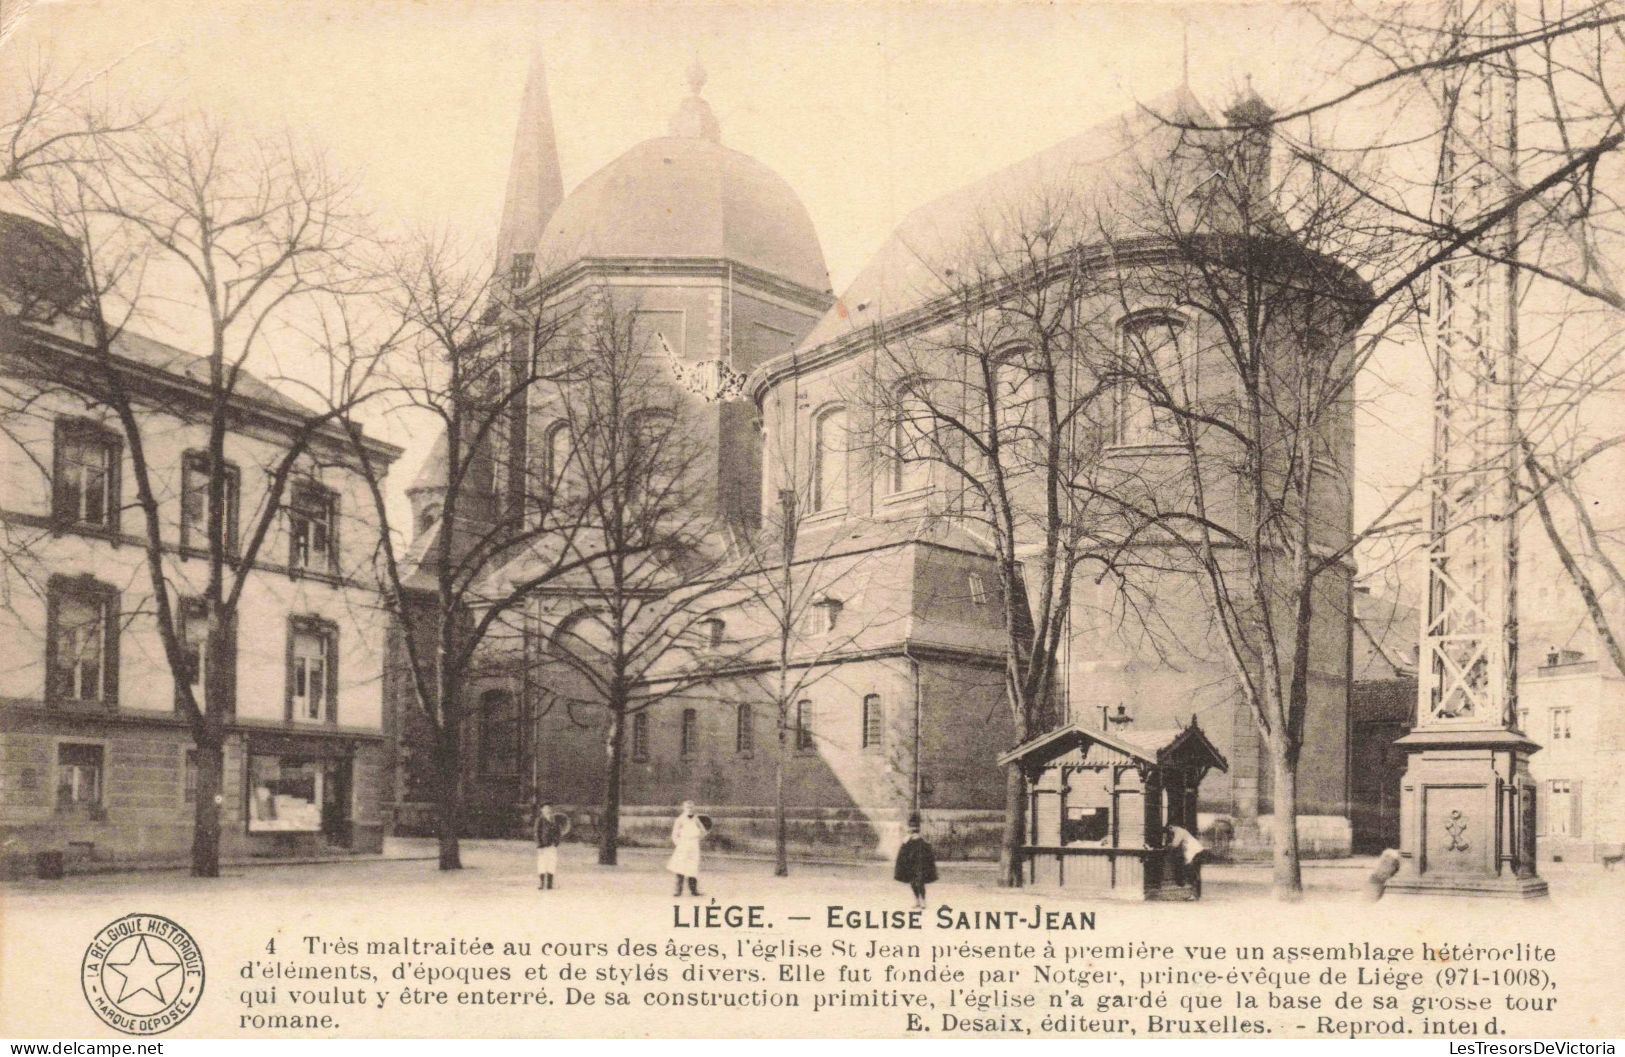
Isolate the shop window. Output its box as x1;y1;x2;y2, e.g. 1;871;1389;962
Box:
52;419;120;530
1064;806;1111;843
287;617;338;723
180;451;240;554
46;576;119;705
247;755;321;832
861;694;883;750
56;743;104;812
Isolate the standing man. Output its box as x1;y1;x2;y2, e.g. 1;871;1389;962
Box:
1163;822;1210;898
535;803;570;890
668;800;707;897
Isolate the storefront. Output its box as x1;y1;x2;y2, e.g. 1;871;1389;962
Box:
244;733;358;854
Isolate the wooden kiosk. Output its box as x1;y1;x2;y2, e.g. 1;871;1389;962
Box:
998;720;1228;900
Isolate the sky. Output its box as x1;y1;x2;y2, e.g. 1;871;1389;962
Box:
3;0;1445;580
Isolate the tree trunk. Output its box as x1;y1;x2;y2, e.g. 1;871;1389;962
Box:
433;728;463;871
1269;745;1303;900
998;765;1026;888
774;726;788;877
598;712;624;866
189;732;224;878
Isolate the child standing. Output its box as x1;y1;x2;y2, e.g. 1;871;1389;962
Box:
893;813;938;908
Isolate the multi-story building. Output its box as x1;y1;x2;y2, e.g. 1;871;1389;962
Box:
0;212;403;875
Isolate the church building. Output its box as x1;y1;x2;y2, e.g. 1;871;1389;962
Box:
393;55;1357;860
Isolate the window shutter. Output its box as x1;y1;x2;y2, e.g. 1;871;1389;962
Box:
284;617;297;721
106;432;123;536
101;588;120;706
325;624;339;724
44;580;63;701
1535;780;1549;837
221;610;238;717
1571;779;1584;839
326;490;340;574
50;420;70;524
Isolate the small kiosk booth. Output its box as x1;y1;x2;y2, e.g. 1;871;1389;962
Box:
998;720;1228;900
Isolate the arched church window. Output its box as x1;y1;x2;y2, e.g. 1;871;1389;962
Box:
888;382;931;494
478;689;520;777
546;421;574;500
814;406;849;513
1114;313;1190;445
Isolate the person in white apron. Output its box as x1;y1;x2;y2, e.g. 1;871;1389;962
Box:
667;801;707;896
535;804;570;890
1163;823;1209;897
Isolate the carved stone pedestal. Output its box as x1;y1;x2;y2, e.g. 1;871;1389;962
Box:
1386;729;1547;899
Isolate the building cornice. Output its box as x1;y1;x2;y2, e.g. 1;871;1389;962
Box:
5;318;403;466
526;256;835;314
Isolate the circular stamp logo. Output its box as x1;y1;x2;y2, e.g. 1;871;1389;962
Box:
81;914;205;1035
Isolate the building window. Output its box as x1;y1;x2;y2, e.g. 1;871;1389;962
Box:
889;384;930;494
810;597;843;636
288;481;336;573
795;699;814;752
861;694;883;750
178;597;208;695
46;576;119;705
1549;780;1572;837
813;406;849;512
1551;707;1572;740
546;422;574;501
479;689;520;777
56;743;104;812
735;704;754;755
247;755;321;832
1516;708;1530;733
416;503;440;537
968;574;988;605
680;708;698;758
184;748;198;803
286;617;337;723
701;618;725;648
630;712;650;762
52;420;120;530
180;451;240;554
1114;313;1188;445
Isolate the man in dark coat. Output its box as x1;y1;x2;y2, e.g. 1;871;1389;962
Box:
894;813;938;907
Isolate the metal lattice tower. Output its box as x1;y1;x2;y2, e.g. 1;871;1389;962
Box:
1421;0;1522;731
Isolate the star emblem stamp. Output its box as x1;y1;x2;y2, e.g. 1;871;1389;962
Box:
80;914;205;1035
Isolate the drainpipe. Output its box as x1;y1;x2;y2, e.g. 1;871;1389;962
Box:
901;643;922;815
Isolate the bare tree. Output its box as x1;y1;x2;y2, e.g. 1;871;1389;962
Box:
334;238;621;871
6;115;380;877
529;295;743;867
853;186;1146;888
732;480;908;877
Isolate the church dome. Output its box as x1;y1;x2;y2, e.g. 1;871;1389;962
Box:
535;65;830;295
